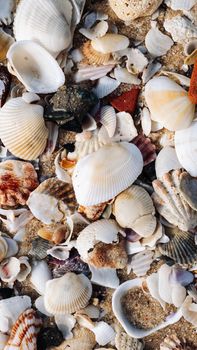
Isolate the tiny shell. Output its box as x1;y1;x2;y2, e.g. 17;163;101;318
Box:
126;48;148;74
115;331;144;350
164;15;197;43
30;260;52;295
155;146;181;179
92;321;115;346
91;34;129;54
132;134;156;166
79;20;108;40
75;64;114;82
0;28;14;62
82;41;111;65
145;27;173;57
92;76;120;98
128;250;154;277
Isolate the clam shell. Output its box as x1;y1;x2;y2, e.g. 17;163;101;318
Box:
152;170;197;231
89;265;119;288
100;105;116;138
91;34;129;54
30;260;52;295
92;76;120;98
0;94;48;160
145;76;195;131
113;185;156;237
44;272;92;314
0;0;15;25
128;250;154;277
146;273;166;309
0;28;14;62
164;15;197;43
74;130;110;160
112;112;137;142
75;64;114;82
53;328;96;350
7;41;65;93
155;146;181;179
0;236;8;262
181;296;197;327
115;331;144;350
82;41;111;65
72;142;143;206
4;308;42;350
145;27;173;57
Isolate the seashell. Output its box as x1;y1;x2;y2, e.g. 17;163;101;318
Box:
4;237;18;258
29;237;52;260
100;105;116;138
92;76;120;99
132;134;156;166
79;20;108;40
30;260;52;295
175;121;197;177
53;328;96;350
0;332;9;348
179;171;197;211
82;40;111;65
0;0;15;25
27;178;76;225
89;265;119;288
0;160;38;207
145;27;173;57
4;308;42;350
152;169;197;231
113;185;156;237
72;142;143;206
145;76;195;131
35;296;53;317
165;0;196;11
142;222;164;248
88;241;128;269
83;11;108;29
91;34;129;54
0;257;20;283
0;66;11;108
142;61;162;84
75;64;114;82
112;278;182;339
164;16;197;44
159;71;191;87
171;284;186;308
141;107;151;137
0;29;14;62
160;334;183;350
47;245;70;261
7;41;65;93
0;295;31;333
0;93;48;160
38;224;69;245
184;39;197;65
91;321;115;346
113;67;141;85
146;272;166;309
44;272;92;314
76;304;100;319
44;121;59;156
169;266;194;287
55;152;72;184
78;202;107;221
0;236;8;263
158;264;173;304
74;130;110;160
155;146;181;179
55;314;76;339
108;0;163;21
181;296;197;327
16;256;31;282
0;208;33;234
128;250;154;277
52;253;90;278
115;330;144;350
112;112;138;142
126;48;148;74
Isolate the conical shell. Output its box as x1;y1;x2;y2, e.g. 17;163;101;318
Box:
181;296;197;327
145;76;195;131
44;272;92;314
155;146;181;179
82;41;111;65
0;94;48;160
7;41;65;93
115;331;144;350
14;0;72;57
72;142;143;206
0;28;14;61
113;185;156;237
175;120;197;177
91;34;129;54
152;170;197;231
4;308;42;350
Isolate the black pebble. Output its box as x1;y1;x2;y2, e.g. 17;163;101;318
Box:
37;327;64;350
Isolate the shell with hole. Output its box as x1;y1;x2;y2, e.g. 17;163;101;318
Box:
72;142;143;206
0;93;48;160
155;146;181;179
113;185;156;237
152;170;197;231
145;27;173;57
145;76;195;131
0;28;14;62
4;308;42;350
44;272;92;314
7;41;65;93
27;177;76;225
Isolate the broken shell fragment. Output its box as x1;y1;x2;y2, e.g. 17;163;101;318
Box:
128;250;154;277
53;328;96;350
0;0;15;25
115;330;144;350
145;27;173;57
164;15;197;44
0;28;14;62
30;260;52;295
91;34;129;54
155;146;181;179
0;236;8;263
181;296;197;327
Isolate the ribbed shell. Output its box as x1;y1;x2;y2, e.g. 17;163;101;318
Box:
44;272;92;314
82;41;111;65
100;105;116;138
0;95;48;160
145;27;173;57
74;130;109;160
115;331;144;350
72;142;143;206
129;250;154;277
0;236;8;262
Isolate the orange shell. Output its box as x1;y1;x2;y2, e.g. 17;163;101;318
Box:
82;41;111;66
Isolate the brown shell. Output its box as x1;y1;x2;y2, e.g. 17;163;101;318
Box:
82;41;111;65
160;334;190;350
132;134;156;166
88;240;128;268
78;202;107;221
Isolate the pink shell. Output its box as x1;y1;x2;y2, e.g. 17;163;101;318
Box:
132;134;156;166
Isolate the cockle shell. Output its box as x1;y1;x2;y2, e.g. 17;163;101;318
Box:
152;170;197;231
0;93;48;160
53;328;96;350
72;142;143;206
127;250;154;277
0;160;38;207
91;34;129;54
113;185;156;237
75;64;114;82
145;27;173;57
0;0;15;25
181;296;197;327
145;76;195;131
4;308;42;350
82;40;111;65
44;272;92;314
175;121;197;177
7;41;65;93
115;331;144;350
92;76;120;98
27;178;76;225
164;15;197;44
0;29;14;62
100;105;116;138
73;130;110;160
155;146;181;179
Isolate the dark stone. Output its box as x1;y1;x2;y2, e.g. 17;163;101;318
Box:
37;327;64;350
0;65;11;107
0;287;15;300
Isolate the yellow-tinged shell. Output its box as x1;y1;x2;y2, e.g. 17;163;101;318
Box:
91;34;129;54
0;28;14;61
145;76;195;131
82;41;111;65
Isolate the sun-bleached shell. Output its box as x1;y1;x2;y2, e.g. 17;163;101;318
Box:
115;330;144;350
155;146;181;179
0;0;15;25
91;34;129;54
112;112;138;142
30;260;52;295
113;185;156;237
0;28;14;62
79;20;108;40
145;27;173;57
146;272;166;309
128;250;154;277
44;272;92;314
164;15;197;43
72;142;143;206
100;105;116;138
126;48;148;74
7;41;65;93
53;328;96;350
181;296;197;327
0;236;8;262
145;76;195;131
113;67;141;85
92;76;120;98
0;93;48;160
92;321;115;346
75;64;114;82
55;314;76;339
141;107;151;137
89;265;119;288
73;130;110;160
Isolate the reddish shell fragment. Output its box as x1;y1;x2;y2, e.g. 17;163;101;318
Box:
188;59;197;104
132;134;156;166
109;87;140;113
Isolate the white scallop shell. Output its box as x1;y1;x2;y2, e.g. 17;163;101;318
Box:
75;64;114;82
155;146;181;179
89;265;119;288
0;0;15;25
72;142;143;206
113;66;141;85
7;41;65;93
113;185;156;237
91;34;129;53
30;260;52;295
175;121;197;176
112;112;138;142
181;296;197;326
128;250;154;277
44;273;92;315
145;27;173;57
100;105;116;138
92;76;120;98
0;93;48;160
145;76;195;131
74;130;110;160
164;15;197;43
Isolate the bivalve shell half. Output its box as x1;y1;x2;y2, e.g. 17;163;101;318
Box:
128;250;154;277
53;328;96;350
145;27;173;57
145;76;195;131
0;93;48;160
44;272;92;314
0;236;8;262
115;330;144;350
155;146;181;179
181;296;197;327
91;34;129;54
100;105;116;138
72;142;143;206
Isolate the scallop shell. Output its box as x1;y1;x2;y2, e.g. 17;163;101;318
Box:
72;142;143;206
0;160;38;207
0;29;14;62
91;34;129;53
152;170;197;231
175;121;197;177
27;178;76;225
29;237;52;260
128;250;154;277
0;0;15;25
132;134;156;166
44;272;92;314
0;236;8;262
164;15;197;44
7;41;65;93
4;308;42;350
155;146;181;179
145;27;173;57
113;185;156;237
115;331;144;350
82;40;111;65
53;328;96;350
0;94;48;160
100;105;116;138
74;130;110;160
30;260;52;295
145;76;195;131
92;76;120;98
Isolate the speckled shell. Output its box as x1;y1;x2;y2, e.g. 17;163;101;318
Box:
115;331;144;350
